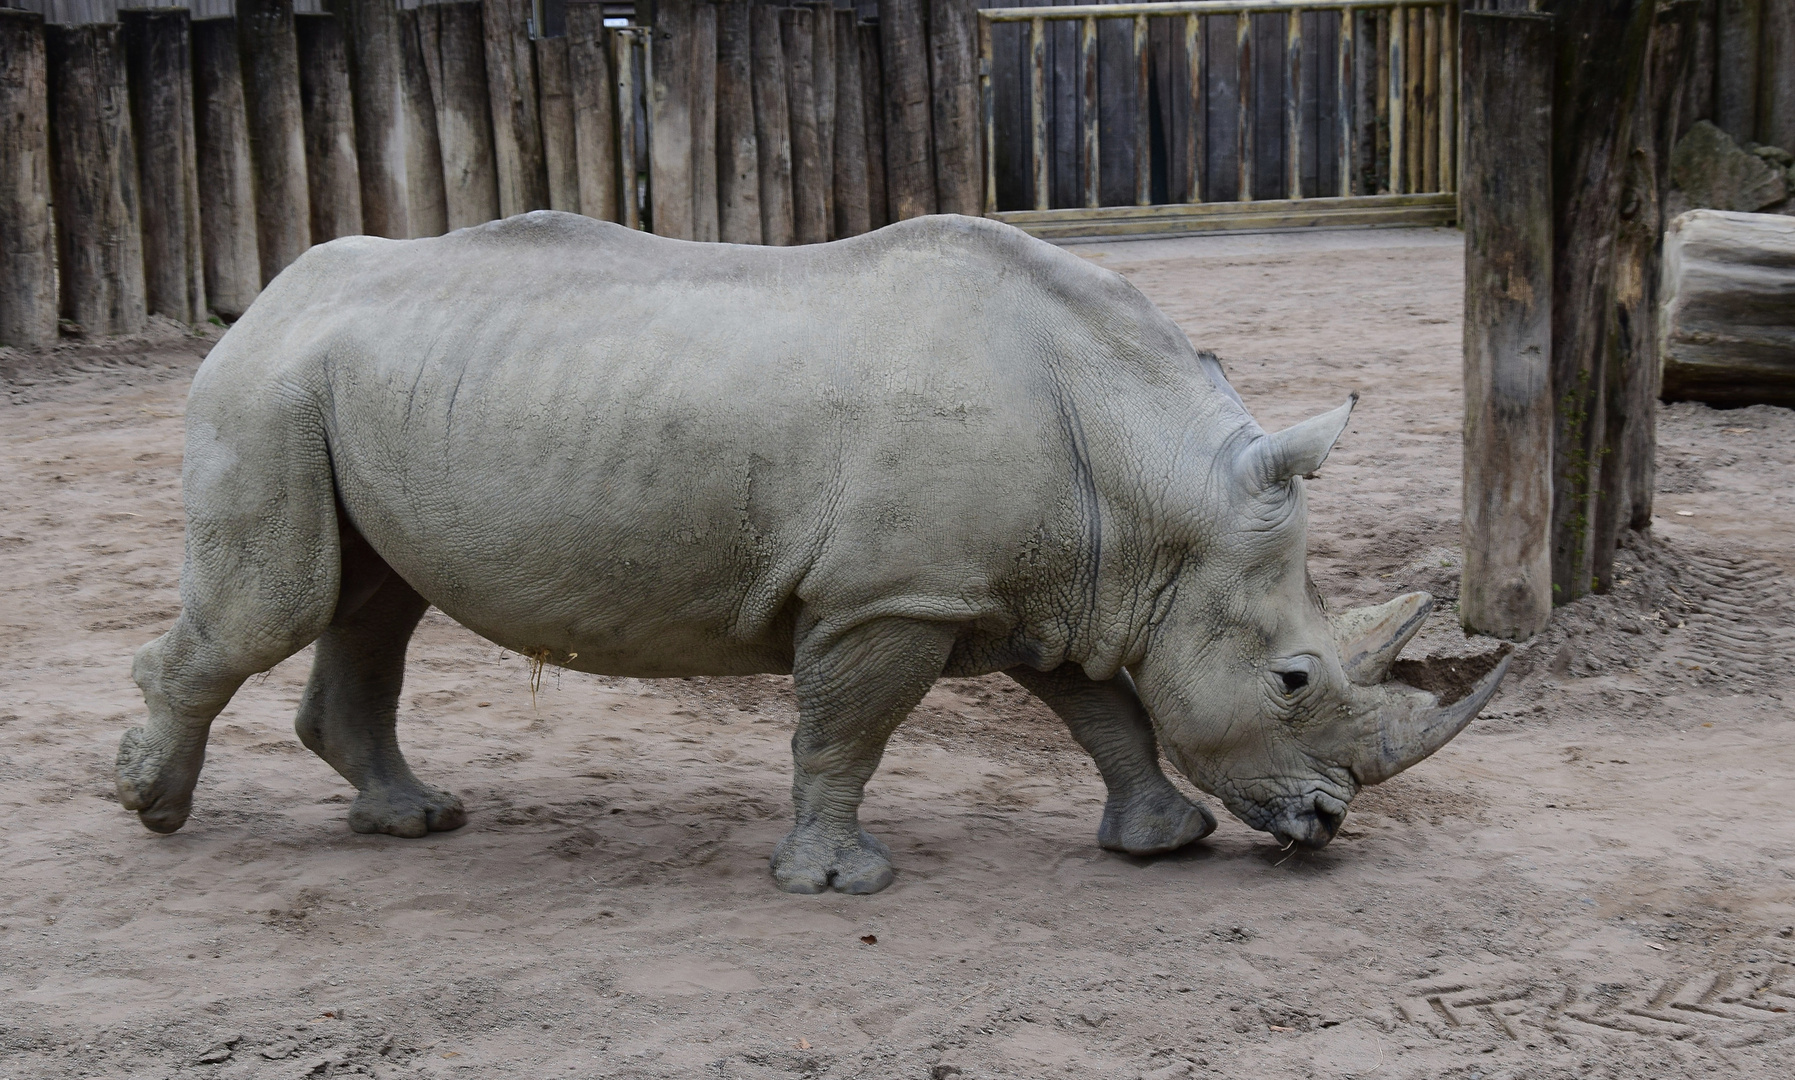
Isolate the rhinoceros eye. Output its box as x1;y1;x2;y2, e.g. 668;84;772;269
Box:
1279;670;1309;694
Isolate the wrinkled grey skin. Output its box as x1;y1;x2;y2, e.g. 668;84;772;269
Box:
116;212;1505;894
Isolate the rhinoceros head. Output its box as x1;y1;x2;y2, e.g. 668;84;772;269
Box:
1129;396;1509;849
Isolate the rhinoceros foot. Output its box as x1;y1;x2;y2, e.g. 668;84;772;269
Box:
116;724;200;834
347;784;468;838
771;826;894;894
1097;784;1216;856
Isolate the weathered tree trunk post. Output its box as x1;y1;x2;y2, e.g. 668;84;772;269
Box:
784;6;829;243
1460;10;1554;640
47;22;146;336
397;6;449;235
567;5;620;223
1714;0;1760;144
1763;0;1794;150
238;0;312;284
860;18;891;228
880;0;936;219
802;1;836;233
536;34;581;211
331;0;409;238
832;8;871;238
123;9;206;324
650;0;696;239
691;1;720;242
421;1;500;229
751;1;796;245
715;0;761;242
0;10;58;347
192;18;262;316
928;0;979;215
482;0;549;216
297;13;365;242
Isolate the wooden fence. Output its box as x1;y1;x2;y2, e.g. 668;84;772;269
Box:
979;0;1459;237
0;0;986;346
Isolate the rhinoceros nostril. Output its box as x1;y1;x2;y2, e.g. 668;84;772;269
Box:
1311;796;1345;839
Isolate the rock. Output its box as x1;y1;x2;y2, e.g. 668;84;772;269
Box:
194;1035;239;1064
1670;121;1788;213
930;1065;963;1080
259;1037;298;1060
1140;1064;1195;1080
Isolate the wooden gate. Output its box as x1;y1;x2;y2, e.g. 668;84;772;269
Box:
978;0;1458;237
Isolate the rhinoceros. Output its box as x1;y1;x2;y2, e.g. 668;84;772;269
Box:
117;212;1506;893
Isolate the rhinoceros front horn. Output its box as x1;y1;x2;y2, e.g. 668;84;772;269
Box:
1332;591;1433;685
1352;653;1512;786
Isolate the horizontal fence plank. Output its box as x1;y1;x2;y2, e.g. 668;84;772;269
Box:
989;190;1454;237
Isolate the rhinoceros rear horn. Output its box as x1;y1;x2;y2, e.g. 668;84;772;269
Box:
1240;395;1358;490
1354;653;1512;786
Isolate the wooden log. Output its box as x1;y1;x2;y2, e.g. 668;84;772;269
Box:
331;0;408;238
536;35;580;212
297;13;364;243
567;5;620;223
1460;10;1554;641
191;18;261;316
879;0;936;218
649;0;695;238
1761;0;1793;150
804;1;836;232
238;0;312;284
832;8;870;237
751;1;795;245
1603;0;1698;538
123;9;206;324
860;18;891;227
47;22;146;336
396;6;449;235
715;0;761;242
482;0;549;217
928;0;979;215
420;2;500;229
0;10;56;347
1714;0;1760;145
783;6;829;244
1660;210;1795;407
691;1;720;242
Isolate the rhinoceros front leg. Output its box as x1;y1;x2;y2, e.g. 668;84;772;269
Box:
773;617;958;895
294;568;466;838
1007;665;1215;855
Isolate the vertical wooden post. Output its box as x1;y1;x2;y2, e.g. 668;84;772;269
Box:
297;13;365;243
192;18;261;316
860;18;891;228
1082;15;1099;207
123;9;206;324
1029;17;1046;210
751;1;795;245
0;10;56;346
833;8;870;237
332;0;409;239
716;0;761;242
397;6;449;235
1336;9;1352;197
618;29;643;231
238;0;311;284
536;35;580;212
1284;9;1301;199
421;2;500;229
880;0;937;219
1715;0;1761;144
803;1;836;233
483;0;549;217
691;1;720;242
650;0;695;238
784;6;829;243
1460;10;1554;640
1760;0;1793;150
928;0;979;216
1133;14;1149;206
47;23;146;337
568;6;620;223
1186;14;1204;203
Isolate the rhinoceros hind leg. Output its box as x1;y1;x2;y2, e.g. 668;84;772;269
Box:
294;551;465;839
772;618;958;894
1007;664;1216;855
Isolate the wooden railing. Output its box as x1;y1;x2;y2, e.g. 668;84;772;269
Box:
977;0;1459;238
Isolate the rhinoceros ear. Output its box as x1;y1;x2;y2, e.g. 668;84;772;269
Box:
1239;394;1358;491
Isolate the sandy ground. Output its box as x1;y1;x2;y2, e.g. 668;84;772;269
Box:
2;228;1793;1080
